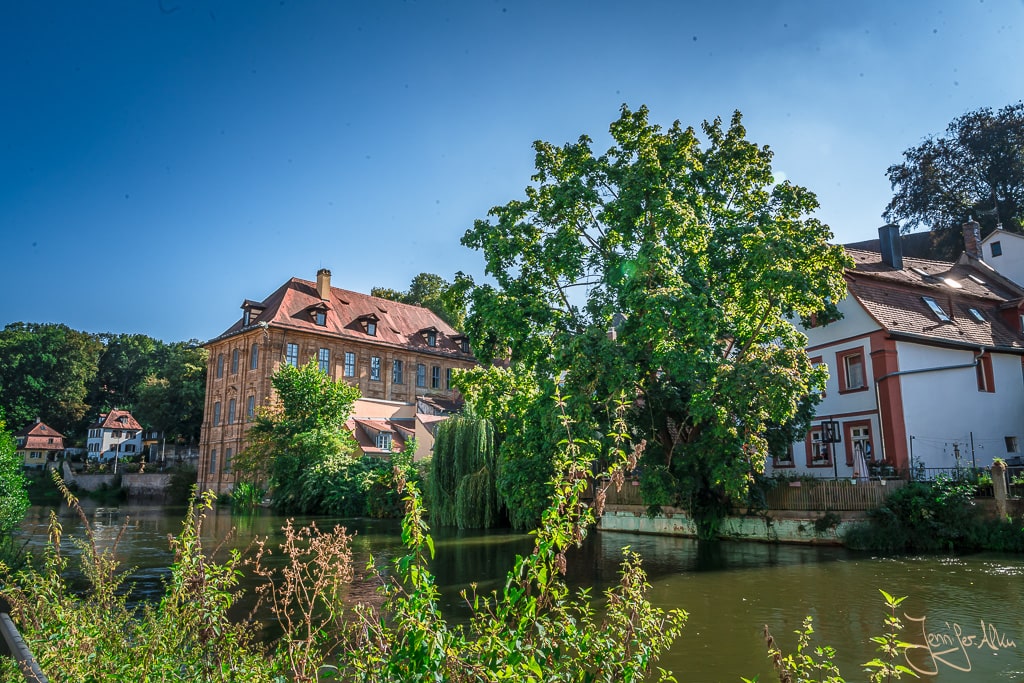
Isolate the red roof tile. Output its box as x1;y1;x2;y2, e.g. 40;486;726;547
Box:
844;248;1024;352
14;421;65;451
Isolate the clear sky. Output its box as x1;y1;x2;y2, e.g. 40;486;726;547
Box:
2;1;1023;342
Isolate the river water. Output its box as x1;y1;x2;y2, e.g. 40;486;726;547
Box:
14;501;1024;682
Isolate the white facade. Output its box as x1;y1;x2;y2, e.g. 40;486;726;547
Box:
86;413;144;462
981;229;1024;287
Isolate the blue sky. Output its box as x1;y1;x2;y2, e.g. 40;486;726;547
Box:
2;1;1023;342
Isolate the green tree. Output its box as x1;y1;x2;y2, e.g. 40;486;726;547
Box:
884;102;1024;258
87;333;161;414
0;414;29;536
460;105;848;539
0;323;103;436
134;341;208;443
372;272;468;329
429;414;502;529
237;360;361;513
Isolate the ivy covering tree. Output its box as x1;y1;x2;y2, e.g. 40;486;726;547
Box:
460;105;849;539
884;102;1024;258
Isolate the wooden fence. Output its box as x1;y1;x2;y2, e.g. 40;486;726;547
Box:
600;478;905;512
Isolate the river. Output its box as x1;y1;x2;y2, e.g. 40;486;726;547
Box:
14;501;1024;681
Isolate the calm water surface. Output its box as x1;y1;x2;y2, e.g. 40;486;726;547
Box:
16;502;1024;682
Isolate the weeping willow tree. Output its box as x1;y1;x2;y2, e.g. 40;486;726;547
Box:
429;416;502;529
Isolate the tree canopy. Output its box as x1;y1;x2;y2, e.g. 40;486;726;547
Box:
460;105;849;538
884;102;1024;258
0;414;29;535
372;272;468;329
237;360;364;513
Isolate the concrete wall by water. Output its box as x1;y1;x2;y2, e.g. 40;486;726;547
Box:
599;505;865;545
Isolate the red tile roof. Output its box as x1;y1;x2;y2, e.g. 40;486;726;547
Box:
88;410;143;431
213;276;474;360
14;421;65;451
347;417;411;455
844;248;1024;352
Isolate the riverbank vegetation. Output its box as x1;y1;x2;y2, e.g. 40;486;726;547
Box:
843;474;1024;553
2;403;687;682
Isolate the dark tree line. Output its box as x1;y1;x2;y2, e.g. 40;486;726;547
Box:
0;323;206;443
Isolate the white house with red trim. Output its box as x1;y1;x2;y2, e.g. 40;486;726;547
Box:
981;228;1024;287
771;223;1024;479
86;409;144;463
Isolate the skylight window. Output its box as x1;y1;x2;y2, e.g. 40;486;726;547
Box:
922;296;951;322
968;308;986;322
943;278;963;289
967;274;985;285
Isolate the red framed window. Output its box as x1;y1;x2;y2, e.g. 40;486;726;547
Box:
805;427;832;468
836;348;868;393
977;353;995;393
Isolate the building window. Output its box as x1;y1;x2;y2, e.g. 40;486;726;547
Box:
844;421;874;471
216;354;224;378
315;310;326;326
112;430;121;438
1006;436;1019;453
214;402;221;426
225;448;233;474
370;356;381;381
427;330;437;347
228;398;236;425
247;395;255;420
124;444;135;453
461;338;470;354
231;349;239;374
991;241;1003;257
922;296;951;323
417;364;426;387
286;343;299;367
809;355;826;397
431;365;441;389
366;321;377;336
344;352;356;377
807;428;831;467
251;343;259;370
243;309;251;326
977;353;995;393
837;348;867;393
209;449;217;474
774;444;795;468
376;432;392;451
318;348;330;373
446;367;453;390
393;360;404;384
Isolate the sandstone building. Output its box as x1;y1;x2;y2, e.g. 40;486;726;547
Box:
197;269;476;494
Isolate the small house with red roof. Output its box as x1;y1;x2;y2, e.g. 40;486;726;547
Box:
198;269;476;494
86;409;144;464
771;222;1024;479
14;420;65;469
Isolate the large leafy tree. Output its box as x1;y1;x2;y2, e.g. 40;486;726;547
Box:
134;341;208;443
237;361;362;513
0;323;103;436
87;333;162;414
461;105;848;539
884;102;1024;258
372;272;468;329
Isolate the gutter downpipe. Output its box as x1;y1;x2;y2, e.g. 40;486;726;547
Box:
873;348;985;474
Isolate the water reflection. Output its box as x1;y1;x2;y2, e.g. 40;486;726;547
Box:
15;503;1024;681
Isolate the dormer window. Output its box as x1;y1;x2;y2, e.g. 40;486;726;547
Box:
315;311;326;326
427;330;437;347
922;296;951;322
461;338;470;353
243;309;251;326
376;432;392;451
359;314;379;336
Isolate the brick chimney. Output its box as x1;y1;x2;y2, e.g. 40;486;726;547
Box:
316;268;331;300
878;224;903;270
962;220;983;259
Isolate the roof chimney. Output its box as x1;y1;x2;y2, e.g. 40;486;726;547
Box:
316;268;332;300
962;220;982;259
878;224;903;270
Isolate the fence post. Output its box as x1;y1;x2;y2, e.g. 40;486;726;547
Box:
0;597;48;682
992;459;1009;520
